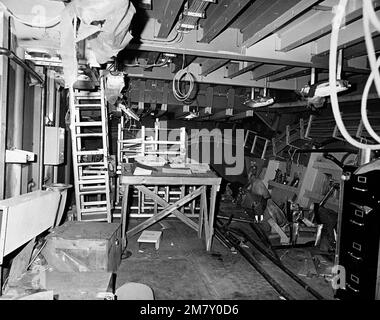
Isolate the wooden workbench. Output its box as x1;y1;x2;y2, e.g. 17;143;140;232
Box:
120;168;221;251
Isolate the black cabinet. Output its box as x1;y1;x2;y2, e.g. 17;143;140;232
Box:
335;166;380;300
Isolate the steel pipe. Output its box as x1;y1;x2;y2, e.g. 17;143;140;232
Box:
0;47;44;84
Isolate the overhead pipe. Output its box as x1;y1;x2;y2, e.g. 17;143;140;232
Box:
0;47;44;85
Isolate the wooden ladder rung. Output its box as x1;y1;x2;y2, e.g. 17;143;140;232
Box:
83;201;108;206
77;162;106;166
76;150;104;155
74;122;102;127
76;133;104;137
75;104;102;107
79;190;107;195
78;179;107;184
81;207;109;213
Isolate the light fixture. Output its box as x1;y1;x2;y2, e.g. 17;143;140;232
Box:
184;111;199;120
300;79;351;98
244;96;275;109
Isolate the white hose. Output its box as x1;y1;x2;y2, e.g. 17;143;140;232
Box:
172;67;195;102
361;56;380;143
363;0;380;97
329;0;380;150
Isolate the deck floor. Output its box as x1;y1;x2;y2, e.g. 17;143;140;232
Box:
116;216;334;300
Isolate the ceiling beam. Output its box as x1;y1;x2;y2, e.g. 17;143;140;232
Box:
200;59;229;76
230;0;269;30
122;64;299;90
243;0;321;48
230;110;254;121
227;88;235;109
314;9;380;55
171;55;196;73
270;68;311;82
226;62;264;79
242;0;299;44
268;67;308;82
253;66;294;81
344;36;380;59
278;0;378;52
175;105;191;119
198;0;251;43
136;101;145;115
208;108;234;121
147;52;161;64
157;0;186;38
269;93;380;109
206;86;214;108
155;103;168;118
125;40;318;69
197;107;213;121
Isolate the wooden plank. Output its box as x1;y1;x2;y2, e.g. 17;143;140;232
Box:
206;185;218;251
199;0;251;43
126;186;204;237
135;185;198;231
157;0;186;38
121;175;221;186
0;190;60;258
121;184;130;248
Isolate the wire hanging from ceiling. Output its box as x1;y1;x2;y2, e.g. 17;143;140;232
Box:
329;0;380;150
172;53;196;102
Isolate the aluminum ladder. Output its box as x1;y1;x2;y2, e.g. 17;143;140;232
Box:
69;79;112;222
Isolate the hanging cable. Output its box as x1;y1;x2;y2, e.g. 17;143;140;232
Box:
329;0;380;150
172;53;195;102
0;2;61;28
138;28;184;44
363;0;380;98
361;56;380;143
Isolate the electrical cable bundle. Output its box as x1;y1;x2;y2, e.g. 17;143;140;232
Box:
330;0;380;150
172;54;196;102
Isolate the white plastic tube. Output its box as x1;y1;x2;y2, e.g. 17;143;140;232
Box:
329;0;380;150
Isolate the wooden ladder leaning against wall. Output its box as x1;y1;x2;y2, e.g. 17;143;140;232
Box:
69;78;112;222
